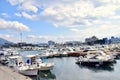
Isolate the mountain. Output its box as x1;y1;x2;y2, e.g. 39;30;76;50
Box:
0;38;12;45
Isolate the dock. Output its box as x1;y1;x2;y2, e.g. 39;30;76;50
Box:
0;64;32;80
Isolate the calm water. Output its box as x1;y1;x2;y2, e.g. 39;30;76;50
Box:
20;50;120;80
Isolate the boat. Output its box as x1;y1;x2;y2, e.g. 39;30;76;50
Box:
0;50;8;65
76;51;116;67
40;50;54;58
7;52;54;76
7;55;38;76
61;51;68;57
38;62;54;70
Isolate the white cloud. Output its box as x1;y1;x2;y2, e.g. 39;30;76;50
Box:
0;34;23;43
38;0;120;27
8;0;120;27
19;1;38;13
0;34;16;42
0;18;30;31
100;0;120;5
21;12;38;20
70;28;79;33
8;0;39;13
70;24;120;40
7;0;120;42
0;34;13;38
1;13;10;18
27;35;79;43
14;13;22;17
7;0;24;5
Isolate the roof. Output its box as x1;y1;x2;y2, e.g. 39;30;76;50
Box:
8;55;21;59
25;54;36;58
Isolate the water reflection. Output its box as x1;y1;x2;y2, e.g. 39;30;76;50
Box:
78;64;115;72
36;70;56;80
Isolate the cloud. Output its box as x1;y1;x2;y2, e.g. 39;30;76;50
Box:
70;24;120;40
27;35;79;43
7;0;24;5
7;0;120;42
21;12;38;20
39;0;120;27
8;0;120;27
1;13;10;18
14;13;22;17
0;34;13;38
0;18;30;31
8;0;39;13
0;34;16;42
70;28;79;33
19;1;38;13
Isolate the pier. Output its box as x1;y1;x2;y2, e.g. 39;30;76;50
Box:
0;64;32;80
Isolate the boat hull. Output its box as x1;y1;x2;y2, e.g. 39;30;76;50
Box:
76;60;116;67
39;63;54;71
19;69;38;76
39;66;54;70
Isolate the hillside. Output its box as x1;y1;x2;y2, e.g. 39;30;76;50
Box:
0;38;12;45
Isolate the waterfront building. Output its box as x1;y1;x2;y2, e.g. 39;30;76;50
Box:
48;40;55;45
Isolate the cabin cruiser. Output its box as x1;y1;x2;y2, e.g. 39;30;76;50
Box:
76;51;116;67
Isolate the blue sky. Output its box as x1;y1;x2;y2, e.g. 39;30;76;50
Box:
0;0;120;43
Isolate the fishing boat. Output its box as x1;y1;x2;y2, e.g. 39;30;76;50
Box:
7;55;38;76
7;52;54;76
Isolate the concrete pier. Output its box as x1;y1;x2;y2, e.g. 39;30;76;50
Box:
0;65;32;80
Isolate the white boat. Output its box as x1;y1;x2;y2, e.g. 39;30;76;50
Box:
0;50;8;65
35;55;54;70
76;50;116;67
7;55;38;76
7;54;54;76
38;63;54;70
60;51;68;57
17;66;38;76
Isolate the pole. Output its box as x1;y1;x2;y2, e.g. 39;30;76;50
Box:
20;31;22;43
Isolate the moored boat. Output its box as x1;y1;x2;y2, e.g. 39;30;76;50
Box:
76;51;116;67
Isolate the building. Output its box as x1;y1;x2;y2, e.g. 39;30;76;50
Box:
85;36;98;45
48;40;55;45
110;36;120;43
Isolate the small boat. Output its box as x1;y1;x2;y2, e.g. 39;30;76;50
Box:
7;55;38;76
7;53;54;76
25;54;54;71
0;50;8;65
61;51;68;57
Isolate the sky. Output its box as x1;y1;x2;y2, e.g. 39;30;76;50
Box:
0;0;120;43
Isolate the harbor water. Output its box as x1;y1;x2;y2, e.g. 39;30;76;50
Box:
20;50;120;80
